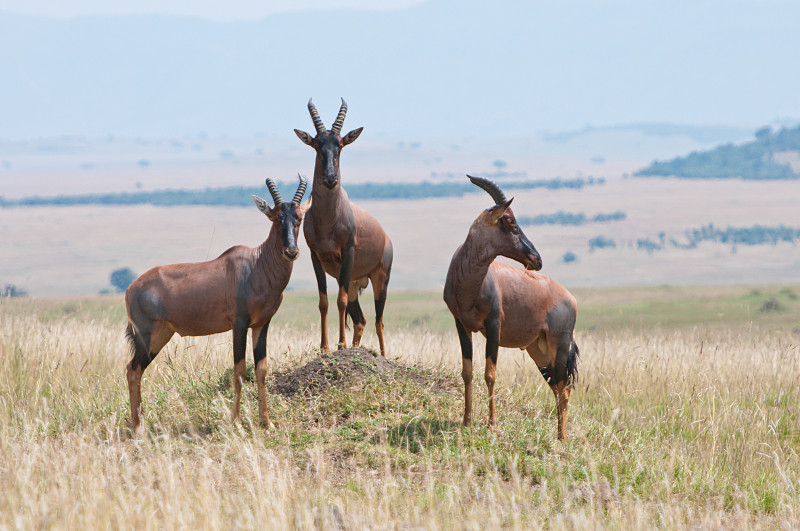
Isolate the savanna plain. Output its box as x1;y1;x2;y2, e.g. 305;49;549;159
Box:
2;285;799;529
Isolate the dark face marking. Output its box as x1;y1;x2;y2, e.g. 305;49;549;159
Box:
274;202;302;261
498;211;542;271
315;133;342;189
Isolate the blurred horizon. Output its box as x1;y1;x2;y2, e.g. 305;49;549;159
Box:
1;0;798;142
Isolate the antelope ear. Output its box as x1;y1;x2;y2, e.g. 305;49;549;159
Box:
251;195;271;215
294;129;315;147
342;127;363;146
487;197;513;223
299;197;312;215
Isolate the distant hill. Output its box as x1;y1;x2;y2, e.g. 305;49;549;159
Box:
635;126;800;180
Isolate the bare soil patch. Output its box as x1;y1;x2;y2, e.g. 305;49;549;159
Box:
271;346;457;398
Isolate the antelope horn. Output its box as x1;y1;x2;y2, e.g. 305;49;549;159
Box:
467;174;507;206
265;178;284;205
307;98;326;134
331;98;348;134
292;174;308;205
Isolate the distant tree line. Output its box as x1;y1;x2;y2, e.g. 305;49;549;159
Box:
0;177;604;208
517;210;626;226
636;125;800;180
589;223;800;254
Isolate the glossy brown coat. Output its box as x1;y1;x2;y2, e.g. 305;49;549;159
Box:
124;179;307;431
444;176;579;439
295;99;393;355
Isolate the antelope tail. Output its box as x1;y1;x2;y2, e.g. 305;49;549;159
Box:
126;323;148;362
567;340;580;386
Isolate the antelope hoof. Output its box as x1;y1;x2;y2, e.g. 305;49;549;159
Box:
259;418;275;429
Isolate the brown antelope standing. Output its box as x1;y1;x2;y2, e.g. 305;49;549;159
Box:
443;176;580;440
294;98;393;356
124;177;308;431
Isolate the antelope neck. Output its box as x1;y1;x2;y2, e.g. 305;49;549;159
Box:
450;234;497;311
253;226;293;288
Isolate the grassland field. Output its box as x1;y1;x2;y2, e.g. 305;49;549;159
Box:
1;285;799;529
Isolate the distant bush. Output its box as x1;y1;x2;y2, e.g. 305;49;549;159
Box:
2;284;27;297
588;236;616;251
760;298;785;313
562;251;577;263
110;268;137;293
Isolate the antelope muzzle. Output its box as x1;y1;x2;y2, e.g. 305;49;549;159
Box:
283;246;299;261
521;234;543;271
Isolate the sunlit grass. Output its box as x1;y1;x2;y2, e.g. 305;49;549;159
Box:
1;287;799;529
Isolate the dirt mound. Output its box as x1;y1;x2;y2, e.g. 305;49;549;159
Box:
271;347;456;398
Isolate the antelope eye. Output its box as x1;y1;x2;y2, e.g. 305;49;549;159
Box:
503;219;519;234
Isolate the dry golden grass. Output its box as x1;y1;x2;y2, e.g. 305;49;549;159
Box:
1;290;799;529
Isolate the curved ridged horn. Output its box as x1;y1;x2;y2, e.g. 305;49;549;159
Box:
331;98;348;134
467;174;507;206
265;178;284;205
292;174;308;205
307;98;326;134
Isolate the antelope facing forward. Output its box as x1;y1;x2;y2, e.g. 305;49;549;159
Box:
443;176;579;440
294;98;393;356
124;177;308;431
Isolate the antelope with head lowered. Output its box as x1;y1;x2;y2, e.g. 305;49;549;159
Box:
294;98;393;356
443;176;579;440
124;177;308;431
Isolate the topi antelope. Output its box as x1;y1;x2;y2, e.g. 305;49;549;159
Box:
124;176;308;431
294;98;393;356
443;175;580;440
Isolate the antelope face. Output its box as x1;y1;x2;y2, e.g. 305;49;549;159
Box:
252;176;309;261
315;132;344;189
497;207;542;271
478;200;542;271
270;202;304;261
294;98;363;190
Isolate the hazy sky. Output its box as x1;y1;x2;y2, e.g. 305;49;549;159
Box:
0;0;426;20
2;0;798;139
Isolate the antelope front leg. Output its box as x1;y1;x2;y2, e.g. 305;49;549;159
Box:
310;252;329;351
455;319;473;427
252;323;273;428
484;314;500;428
337;244;355;350
231;320;248;423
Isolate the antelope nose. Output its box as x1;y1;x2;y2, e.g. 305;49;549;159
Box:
284;248;299;260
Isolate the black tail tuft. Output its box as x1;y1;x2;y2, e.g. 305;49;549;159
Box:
125;323;148;367
567;340;580;386
125;323;137;356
